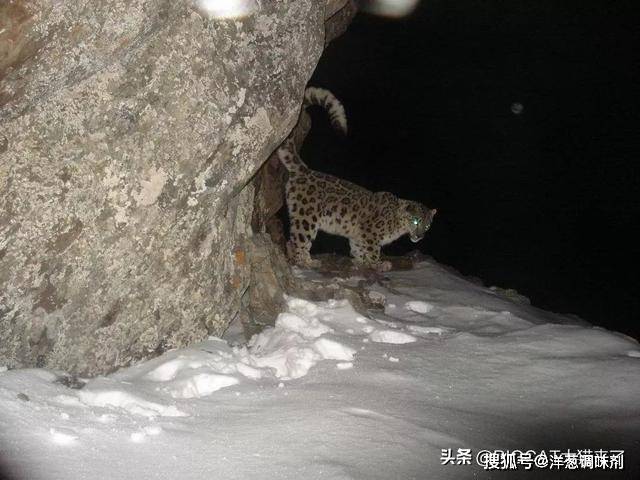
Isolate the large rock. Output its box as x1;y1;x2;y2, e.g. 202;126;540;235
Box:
0;0;330;375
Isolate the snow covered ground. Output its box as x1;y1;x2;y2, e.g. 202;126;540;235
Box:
1;259;638;479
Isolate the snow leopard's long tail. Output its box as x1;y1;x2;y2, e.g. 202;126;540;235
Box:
278;88;346;173
277;138;307;174
303;87;348;135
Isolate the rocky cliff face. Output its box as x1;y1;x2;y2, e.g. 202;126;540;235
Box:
0;0;351;376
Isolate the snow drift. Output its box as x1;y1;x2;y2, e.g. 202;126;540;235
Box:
0;260;638;479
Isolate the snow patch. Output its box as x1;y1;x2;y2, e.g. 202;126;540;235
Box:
235;362;262;380
407;325;451;336
369;330;417;344
146;358;204;382
145;425;163;436
248;343;318;380
50;428;78;446
275;312;332;339
96;414;117;424
242;297;358;379
286;297;320;317
130;431;146;443
76;390;187;417
54;394;86;408
405;301;434;314
313;338;356;361
165;373;239;399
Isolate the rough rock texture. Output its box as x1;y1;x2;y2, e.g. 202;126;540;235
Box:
325;0;357;45
239;233;294;339
0;0;330;375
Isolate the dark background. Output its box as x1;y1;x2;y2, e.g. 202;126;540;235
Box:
302;0;639;339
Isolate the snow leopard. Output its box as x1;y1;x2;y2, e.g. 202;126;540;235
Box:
277;88;437;271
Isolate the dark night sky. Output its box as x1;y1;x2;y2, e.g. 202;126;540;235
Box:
302;0;640;339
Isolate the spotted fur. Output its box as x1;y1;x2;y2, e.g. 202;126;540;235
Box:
278;92;436;271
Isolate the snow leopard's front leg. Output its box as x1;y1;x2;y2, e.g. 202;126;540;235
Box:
288;213;320;268
349;239;391;272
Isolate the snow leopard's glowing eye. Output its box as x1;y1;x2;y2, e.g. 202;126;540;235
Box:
412;218;420;225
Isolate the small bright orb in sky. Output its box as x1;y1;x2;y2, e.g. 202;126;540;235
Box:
511;102;524;115
360;0;421;18
195;0;259;20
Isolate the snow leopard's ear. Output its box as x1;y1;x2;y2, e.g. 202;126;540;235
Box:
431;208;437;216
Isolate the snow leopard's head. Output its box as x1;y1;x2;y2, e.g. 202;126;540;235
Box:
403;202;437;243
